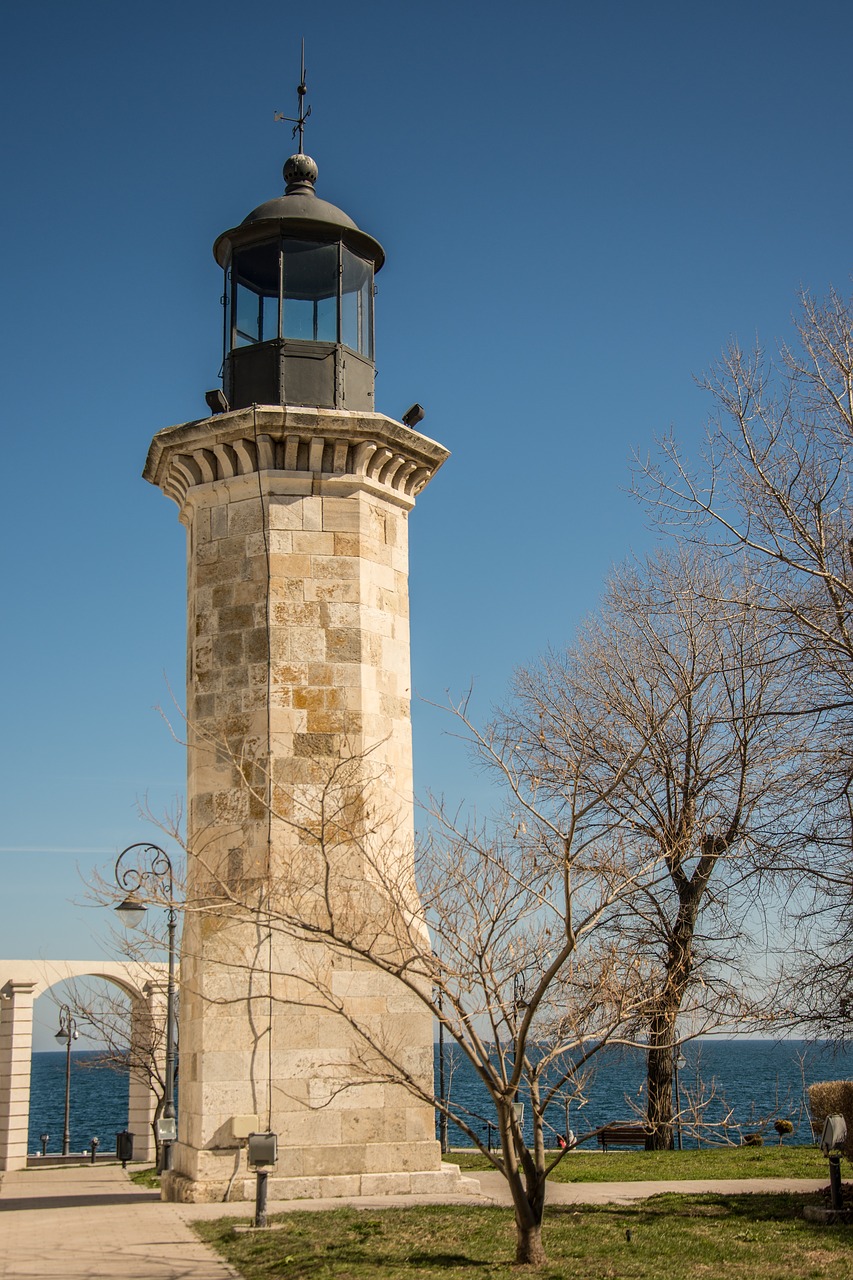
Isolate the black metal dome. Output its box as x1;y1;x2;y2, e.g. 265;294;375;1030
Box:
213;153;384;271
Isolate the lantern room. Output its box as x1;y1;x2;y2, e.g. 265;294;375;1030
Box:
212;153;385;413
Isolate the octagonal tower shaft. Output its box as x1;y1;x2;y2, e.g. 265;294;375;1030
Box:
144;406;454;1202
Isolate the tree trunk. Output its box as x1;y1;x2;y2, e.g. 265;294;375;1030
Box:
500;1104;548;1265
646;1015;675;1149
646;891;700;1148
152;1095;164;1170
515;1221;547;1265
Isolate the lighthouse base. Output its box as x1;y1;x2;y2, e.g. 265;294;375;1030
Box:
161;1159;476;1204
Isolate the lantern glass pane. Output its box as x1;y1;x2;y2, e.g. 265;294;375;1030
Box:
282;241;337;342
341;248;373;357
232;242;280;348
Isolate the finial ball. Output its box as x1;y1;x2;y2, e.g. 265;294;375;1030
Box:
284;153;318;188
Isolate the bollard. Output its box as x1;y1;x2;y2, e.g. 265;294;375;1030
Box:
254;1169;269;1229
90;1137;100;1165
40;1133;49;1157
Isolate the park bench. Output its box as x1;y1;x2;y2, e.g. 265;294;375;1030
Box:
597;1124;650;1152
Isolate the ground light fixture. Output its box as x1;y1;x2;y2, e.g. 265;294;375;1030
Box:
820;1113;848;1211
247;1132;278;1227
54;1005;78;1156
114;842;178;1172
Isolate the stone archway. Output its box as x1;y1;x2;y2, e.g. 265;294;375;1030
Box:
0;960;167;1171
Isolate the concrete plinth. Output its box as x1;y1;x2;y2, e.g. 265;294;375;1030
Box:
803;1204;852;1224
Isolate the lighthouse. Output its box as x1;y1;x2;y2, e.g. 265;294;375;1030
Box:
143;88;461;1202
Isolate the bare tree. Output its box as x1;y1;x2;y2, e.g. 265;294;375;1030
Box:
139;549;803;1251
635;287;853;1032
188;731;667;1265
495;547;810;1146
165;545;807;1255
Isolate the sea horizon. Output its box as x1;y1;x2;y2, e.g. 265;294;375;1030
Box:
27;1037;853;1156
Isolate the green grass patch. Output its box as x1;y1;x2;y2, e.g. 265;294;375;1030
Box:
449;1143;830;1181
128;1165;161;1190
194;1194;852;1279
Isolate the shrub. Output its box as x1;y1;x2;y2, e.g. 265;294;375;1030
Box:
742;1132;764;1146
807;1081;853;1159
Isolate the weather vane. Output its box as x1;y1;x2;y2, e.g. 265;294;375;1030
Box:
275;39;312;154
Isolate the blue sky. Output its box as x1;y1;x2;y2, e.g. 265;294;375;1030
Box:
2;0;851;1043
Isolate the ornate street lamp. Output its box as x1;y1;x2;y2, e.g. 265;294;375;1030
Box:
114;842;178;1172
55;1004;78;1156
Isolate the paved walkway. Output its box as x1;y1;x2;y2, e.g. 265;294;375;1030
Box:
0;1162;830;1279
0;1165;239;1280
471;1168;828;1206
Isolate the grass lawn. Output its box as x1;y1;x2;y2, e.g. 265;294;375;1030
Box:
195;1194;852;1279
128;1165;161;1189
449;1143;831;1182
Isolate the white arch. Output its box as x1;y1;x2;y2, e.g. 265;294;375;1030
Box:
1;960;167;1171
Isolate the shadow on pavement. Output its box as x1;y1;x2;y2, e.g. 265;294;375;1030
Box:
0;1191;161;1210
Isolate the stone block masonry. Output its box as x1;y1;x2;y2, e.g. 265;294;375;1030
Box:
144;406;464;1202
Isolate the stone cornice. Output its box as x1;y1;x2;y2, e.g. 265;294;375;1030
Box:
143;406;450;512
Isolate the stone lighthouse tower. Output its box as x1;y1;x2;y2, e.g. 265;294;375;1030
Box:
143;116;461;1201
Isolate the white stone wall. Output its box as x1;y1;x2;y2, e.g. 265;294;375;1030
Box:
0;982;36;1172
145;408;455;1201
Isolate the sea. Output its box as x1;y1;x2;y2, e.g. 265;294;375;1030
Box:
28;1040;853;1155
29;1051;131;1156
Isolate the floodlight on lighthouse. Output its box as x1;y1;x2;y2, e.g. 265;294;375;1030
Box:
402;403;425;428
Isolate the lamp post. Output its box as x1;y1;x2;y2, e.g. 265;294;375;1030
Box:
673;1047;687;1151
433;952;448;1154
55;1005;78;1156
114;842;178;1172
437;1002;448;1154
